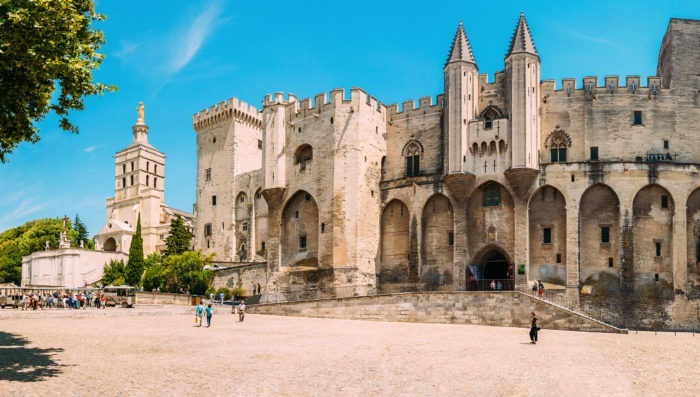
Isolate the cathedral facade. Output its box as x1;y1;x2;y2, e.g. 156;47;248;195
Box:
193;16;700;324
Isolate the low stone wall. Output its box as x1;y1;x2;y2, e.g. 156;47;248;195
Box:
136;292;192;306
250;291;626;333
210;263;268;296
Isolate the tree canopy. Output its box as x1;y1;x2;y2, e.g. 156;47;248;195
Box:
125;214;144;286
141;251;212;295
73;213;92;248
0;217;75;284
163;216;192;256
0;0;115;162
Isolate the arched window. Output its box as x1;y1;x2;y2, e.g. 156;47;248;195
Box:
483;183;501;206
546;128;572;163
294;144;313;171
405;142;421;177
479;105;504;130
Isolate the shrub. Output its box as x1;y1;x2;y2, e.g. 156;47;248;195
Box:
215;287;232;300
231;286;246;300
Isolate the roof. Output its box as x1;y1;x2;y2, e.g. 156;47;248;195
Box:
445;21;476;67
506;12;539;58
95;219;134;236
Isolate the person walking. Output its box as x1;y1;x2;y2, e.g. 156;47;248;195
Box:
490;280;496;291
538;280;545;298
205;304;213;327
194;303;204;327
100;292;106;309
257;282;262;296
531;281;538;297
529;312;540;344
238;300;246;322
252;283;257;296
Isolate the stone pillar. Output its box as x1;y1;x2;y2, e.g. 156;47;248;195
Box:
452;198;468;290
261;188;285;272
513;198;528;288
565;203;580;289
673;205;688;291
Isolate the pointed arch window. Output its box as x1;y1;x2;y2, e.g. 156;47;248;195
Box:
405;142;421;177
483;183;501;206
546;128;572;163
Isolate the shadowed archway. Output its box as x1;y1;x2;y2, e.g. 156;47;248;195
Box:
466;245;514;291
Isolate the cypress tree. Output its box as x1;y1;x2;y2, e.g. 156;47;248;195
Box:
126;214;145;286
73;214;90;246
164;216;192;256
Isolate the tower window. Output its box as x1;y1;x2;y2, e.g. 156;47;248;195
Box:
661;195;668;209
146;175;149;186
257;139;262;149
549;133;567;163
556;254;562;263
543;228;552;244
633;111;643;125
295;211;299;219
663;140;669;150
122;164;126;174
448;231;454;246
321;223;325;233
146;161;149;171
655;242;662;257
122;177;126;188
131;162;134;171
590;147;599;161
484;118;493;129
242;222;248;231
483;184;500;207
601;226;610;243
212;195;217;206
204;223;212;237
299;235;307;250
154;164;158;174
608;257;614;267
405;142;421;177
154;178;158;188
130;175;134;186
205;168;211;181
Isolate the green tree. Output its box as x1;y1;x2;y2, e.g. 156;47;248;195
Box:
162;251;212;295
163;216;192;256
125;214;144;286
0;217;74;284
141;253;165;291
73;214;92;248
0;0;115;162
101;259;126;286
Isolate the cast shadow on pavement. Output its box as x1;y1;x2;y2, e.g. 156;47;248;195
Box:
0;331;64;382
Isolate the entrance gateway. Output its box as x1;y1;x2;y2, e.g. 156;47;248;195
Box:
466;246;514;291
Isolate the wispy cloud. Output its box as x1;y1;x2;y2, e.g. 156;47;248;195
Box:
167;2;225;76
84;145;100;153
0;198;48;232
113;41;140;59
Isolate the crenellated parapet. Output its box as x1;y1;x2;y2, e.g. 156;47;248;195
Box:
193;97;262;132
541;75;665;101
386;94;444;121
281;88;385;124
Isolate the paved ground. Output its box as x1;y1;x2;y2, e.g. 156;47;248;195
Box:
0;305;698;396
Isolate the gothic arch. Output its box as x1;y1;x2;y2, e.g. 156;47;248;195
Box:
579;184;619;282
420;194;454;290
544;127;572;148
401;140;424;157
281;190;319;267
633;184;674;283
528;185;567;284
686;188;700;283
478;105;505;120
467;182;515;266
254;188;268;258
379;199;412;289
466;243;514;291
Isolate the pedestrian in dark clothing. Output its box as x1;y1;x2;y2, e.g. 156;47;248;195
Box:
205;304;213;327
257;283;262;295
529;312;540;344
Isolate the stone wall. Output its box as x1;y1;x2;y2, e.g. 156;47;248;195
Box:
210;263;268;296
136;292;191;305
250;291;625;333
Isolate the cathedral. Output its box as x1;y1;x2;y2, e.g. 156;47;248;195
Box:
193;15;700;326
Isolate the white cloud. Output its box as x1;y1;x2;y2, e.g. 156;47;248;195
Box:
84;145;100;153
167;2;224;76
0;198;48;232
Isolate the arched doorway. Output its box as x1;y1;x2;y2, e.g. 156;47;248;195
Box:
466;246;513;291
103;237;117;252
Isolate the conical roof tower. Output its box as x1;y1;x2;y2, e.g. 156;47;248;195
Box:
506;12;538;59
445;21;476;67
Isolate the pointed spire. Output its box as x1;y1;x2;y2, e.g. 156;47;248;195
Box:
445;21;476;67
506;12;538;58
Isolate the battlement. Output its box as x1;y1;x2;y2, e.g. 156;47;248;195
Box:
193;97;262;132
478;72;506;91
278;88;384;117
541;75;665;99
386;94;444;119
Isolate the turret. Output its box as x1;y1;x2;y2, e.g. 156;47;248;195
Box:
444;21;479;174
504;12;540;171
262;93;289;190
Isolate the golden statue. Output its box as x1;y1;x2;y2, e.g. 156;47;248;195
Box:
136;102;145;123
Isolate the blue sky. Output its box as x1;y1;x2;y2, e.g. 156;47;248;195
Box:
0;0;698;236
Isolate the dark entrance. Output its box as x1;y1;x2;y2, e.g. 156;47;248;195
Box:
466;248;514;291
